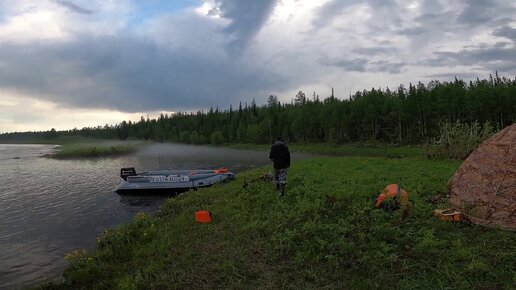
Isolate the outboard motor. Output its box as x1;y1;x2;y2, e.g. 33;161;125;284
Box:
121;167;136;180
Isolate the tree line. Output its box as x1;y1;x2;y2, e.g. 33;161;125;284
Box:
2;73;515;145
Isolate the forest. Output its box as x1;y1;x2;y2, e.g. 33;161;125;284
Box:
1;73;515;145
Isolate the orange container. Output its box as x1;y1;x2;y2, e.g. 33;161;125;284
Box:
195;210;212;223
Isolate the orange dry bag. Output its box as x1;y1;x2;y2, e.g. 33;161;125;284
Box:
195;210;212;223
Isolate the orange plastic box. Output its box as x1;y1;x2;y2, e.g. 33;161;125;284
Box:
195;210;212;223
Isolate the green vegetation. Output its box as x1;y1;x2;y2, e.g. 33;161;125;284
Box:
210;131;225;145
426;121;495;160
52;140;143;158
44;154;515;289
228;142;424;158
3;74;515;146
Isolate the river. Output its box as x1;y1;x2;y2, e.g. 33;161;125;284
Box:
0;143;306;289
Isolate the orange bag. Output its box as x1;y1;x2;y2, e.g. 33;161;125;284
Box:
195;210;212;223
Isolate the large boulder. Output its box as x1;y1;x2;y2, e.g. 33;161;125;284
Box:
449;124;516;231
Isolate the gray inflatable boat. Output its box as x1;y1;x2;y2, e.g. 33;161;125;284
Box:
115;167;235;194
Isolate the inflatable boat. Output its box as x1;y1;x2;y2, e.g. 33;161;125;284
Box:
115;167;235;194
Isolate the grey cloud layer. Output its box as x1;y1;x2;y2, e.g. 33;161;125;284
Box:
314;0;515;75
0;0;514;115
0;33;286;112
494;26;516;42
0;0;285;112
422;45;516;72
321;57;405;74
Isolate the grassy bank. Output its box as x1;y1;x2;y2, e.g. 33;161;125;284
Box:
44;154;515;289
227;143;424;158
52;141;142;158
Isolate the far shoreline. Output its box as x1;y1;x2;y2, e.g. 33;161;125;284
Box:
3;139;427;159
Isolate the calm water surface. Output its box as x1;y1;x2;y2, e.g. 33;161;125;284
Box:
0;143;308;289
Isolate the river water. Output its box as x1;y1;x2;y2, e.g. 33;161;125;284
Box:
0;143;304;289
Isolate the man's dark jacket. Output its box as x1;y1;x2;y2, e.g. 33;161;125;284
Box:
269;141;291;169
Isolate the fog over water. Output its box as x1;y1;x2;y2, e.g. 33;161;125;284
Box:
0;143;310;289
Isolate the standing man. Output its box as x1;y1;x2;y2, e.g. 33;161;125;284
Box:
269;136;291;196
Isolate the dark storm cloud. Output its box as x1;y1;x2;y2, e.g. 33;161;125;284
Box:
421;46;516;73
456;0;515;28
493;26;516;42
54;0;93;15
394;1;514;46
456;0;493;27
397;26;426;36
321;58;368;72
400;10;456;36
321;57;405;74
425;72;480;80
351;46;397;55
0;35;287;112
216;0;278;52
370;61;404;74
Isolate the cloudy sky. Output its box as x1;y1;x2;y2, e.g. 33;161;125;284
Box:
0;0;514;132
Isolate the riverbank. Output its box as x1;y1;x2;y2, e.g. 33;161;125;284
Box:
42;154;515;289
4;138;422;159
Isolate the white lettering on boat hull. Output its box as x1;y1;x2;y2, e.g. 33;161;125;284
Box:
149;175;190;183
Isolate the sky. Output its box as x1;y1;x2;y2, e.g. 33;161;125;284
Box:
0;0;514;132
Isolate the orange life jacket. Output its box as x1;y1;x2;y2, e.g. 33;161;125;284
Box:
376;184;409;209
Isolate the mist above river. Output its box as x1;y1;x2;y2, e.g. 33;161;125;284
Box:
135;143;285;170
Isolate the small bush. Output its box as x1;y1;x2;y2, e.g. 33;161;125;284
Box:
425;121;494;160
179;131;190;144
210;131;225;145
190;131;204;144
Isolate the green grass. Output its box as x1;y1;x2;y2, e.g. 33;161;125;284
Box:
52;140;144;158
42;155;516;289
227;143;424;158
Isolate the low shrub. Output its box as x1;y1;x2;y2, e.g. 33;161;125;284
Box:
210;131;225;145
425;121;494;160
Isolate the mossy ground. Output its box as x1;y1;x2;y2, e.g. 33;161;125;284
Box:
41;152;516;289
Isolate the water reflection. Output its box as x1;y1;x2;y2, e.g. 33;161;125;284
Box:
118;195;170;214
